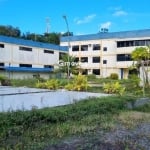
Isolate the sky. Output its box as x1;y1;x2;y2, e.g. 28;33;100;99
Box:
0;0;150;35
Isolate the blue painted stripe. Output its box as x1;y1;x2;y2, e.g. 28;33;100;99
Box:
4;66;53;72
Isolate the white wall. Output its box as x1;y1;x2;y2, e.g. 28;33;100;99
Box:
0;42;67;79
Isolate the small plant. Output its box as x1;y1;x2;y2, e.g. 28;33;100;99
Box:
36;79;59;90
0;75;11;86
65;75;88;91
86;74;96;80
109;73;118;80
103;82;125;96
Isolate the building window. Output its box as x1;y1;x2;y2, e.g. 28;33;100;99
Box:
103;47;107;51
19;46;32;51
19;64;32;67
0;63;4;70
135;40;145;46
0;63;4;66
117;54;132;61
93;69;100;75
117;40;150;48
92;57;100;63
44;49;54;54
146;40;150;45
81;57;88;63
44;65;54;69
103;60;107;64
93;44;100;50
117;41;134;47
72;45;79;51
0;44;4;48
81;45;88;51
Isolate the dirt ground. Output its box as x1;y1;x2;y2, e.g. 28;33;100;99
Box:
44;122;150;150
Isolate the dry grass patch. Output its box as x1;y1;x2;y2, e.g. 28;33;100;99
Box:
118;111;150;129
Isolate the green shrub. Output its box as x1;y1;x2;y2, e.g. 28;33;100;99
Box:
36;79;59;90
0;75;11;86
64;83;74;90
109;73;118;80
86;74;96;80
103;82;125;96
65;75;88;91
11;78;38;87
0;75;6;81
128;74;140;87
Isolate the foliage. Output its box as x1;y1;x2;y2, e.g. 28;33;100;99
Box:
0;25;69;45
134;103;150;112
131;46;150;94
131;47;149;61
0;25;21;37
58;54;79;77
0;95;136;149
118;111;150;129
86;74;96;80
128;74;140;87
61;31;73;36
0;75;6;81
0;75;11;86
109;73;119;80
65;75;88;91
103;82;125;96
36;79;59;90
11;78;38;87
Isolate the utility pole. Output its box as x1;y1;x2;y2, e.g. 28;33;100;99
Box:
46;17;50;33
63;15;70;79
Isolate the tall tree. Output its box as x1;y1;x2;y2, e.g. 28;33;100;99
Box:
58;54;79;77
131;46;150;88
0;25;21;37
44;32;60;45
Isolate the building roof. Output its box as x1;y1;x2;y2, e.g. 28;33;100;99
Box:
0;35;68;52
60;29;150;42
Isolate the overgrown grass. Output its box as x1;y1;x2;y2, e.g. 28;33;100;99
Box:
11;78;39;88
0;96;136;150
118;111;150;129
2;77;150;149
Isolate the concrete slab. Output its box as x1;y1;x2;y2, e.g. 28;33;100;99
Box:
0;86;50;95
0;86;109;112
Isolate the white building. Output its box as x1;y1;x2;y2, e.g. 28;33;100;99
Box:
0;35;67;79
1;29;150;80
60;29;150;79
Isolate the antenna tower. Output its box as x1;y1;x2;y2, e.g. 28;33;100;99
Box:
46;17;50;33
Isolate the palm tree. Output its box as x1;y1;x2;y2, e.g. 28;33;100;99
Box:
131;46;150;96
58;54;80;78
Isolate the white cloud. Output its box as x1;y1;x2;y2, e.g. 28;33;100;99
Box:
113;10;128;16
74;14;96;25
100;21;111;29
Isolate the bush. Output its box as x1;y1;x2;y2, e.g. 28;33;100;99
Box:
109;73;118;80
36;79;59;90
103;82;125;96
0;75;11;86
65;75;88;91
11;78;38;87
86;74;96;80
